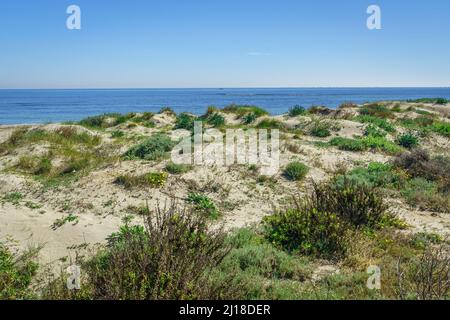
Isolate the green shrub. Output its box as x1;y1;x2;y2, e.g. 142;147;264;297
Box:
393;150;450;192
401;178;450;213
0;243;39;299
309;119;332;137
2;192;24;205
79;113;135;129
430;122;450;137
110;130;125;138
308;106;333;115
263;208;348;259
187;193;220;219
242;112;258;124
397;133;419;149
361;136;402;154
310;178;389;228
283;162;309;181
165;162;191;174
288;105;306;117
115;172;168;189
360;104;393;118
44;203;231;300
206;113;225;127
222;104;268;118
175;113;196;130
344;162;406;189
124;133;175;160
364;124;387;138
256;118;285;130
355;115;396;133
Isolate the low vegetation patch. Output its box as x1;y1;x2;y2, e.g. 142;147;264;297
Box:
359;103;394;119
397;133;419;149
114;171;168;189
124;133;175;161
406;98;449;105
288;105;306;117
187;193;220;219
44;203;231;300
222;104;269;119
0;243;39;300
175;113;197;131
329;136;402;154
165;162;192;174
283;162;309;181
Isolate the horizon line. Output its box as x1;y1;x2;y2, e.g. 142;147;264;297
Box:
1;86;450;90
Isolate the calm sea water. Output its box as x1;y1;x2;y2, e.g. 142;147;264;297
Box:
1;88;450;125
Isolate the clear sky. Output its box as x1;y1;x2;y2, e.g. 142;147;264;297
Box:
1;0;449;89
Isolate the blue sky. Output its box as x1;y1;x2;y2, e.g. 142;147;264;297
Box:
0;0;449;88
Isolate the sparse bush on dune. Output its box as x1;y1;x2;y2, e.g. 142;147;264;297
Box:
307;105;334;115
355;115;396;133
124;133;175;160
329;137;367;152
283;161;309;181
255;118;285;130
309;177;390;228
205;112;225;127
114;171;168;189
364;124;387;138
159;107;176;116
0;243;39;300
165;162;192;174
407;98;449;105
242;112;258;124
79;113;135;129
397;133;419;149
344;162;407;189
329;135;402;154
359;103;394;119
44;203;232;300
187;193;220;219
288;105;306;117
222;104;268;119
393;149;450;192
338;102;358;109
264;207;348;259
308;118;332;137
175;112;197;130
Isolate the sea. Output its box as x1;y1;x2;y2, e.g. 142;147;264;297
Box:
1;87;449;125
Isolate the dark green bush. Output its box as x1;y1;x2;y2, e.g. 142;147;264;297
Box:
124;133;175;160
242;112;258;124
175;113;197;130
355;115;396;133
364;124;387;138
288;105;306;117
283;162;309;181
206;113;225;127
264;208;348;259
222;104;268;118
360;104;393;119
0;244;39;299
397;133;419;149
165;162;191;174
